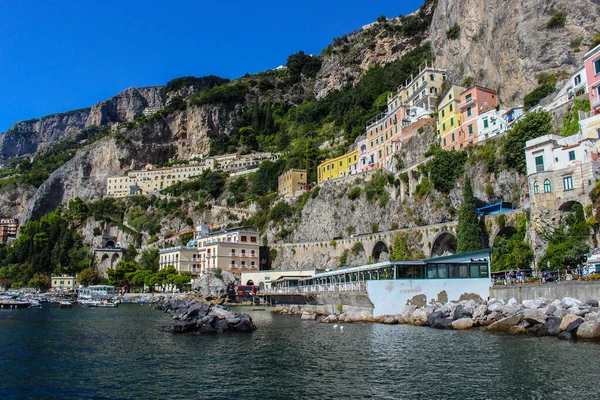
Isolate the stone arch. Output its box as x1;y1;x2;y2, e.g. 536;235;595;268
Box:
558;200;583;213
105;240;115;248
430;231;457;258
101;254;109;262
491;226;517;245
111;253;120;266
372;241;389;262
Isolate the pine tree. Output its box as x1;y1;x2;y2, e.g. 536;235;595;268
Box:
456;177;483;253
264;98;273;135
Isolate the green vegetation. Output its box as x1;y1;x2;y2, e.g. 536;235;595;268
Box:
286;51;322;83
0;207;93;288
188;82;249;106
252;159;287;196
424;146;468;193
491;216;534;272
523;74;557;110
561;98;590;137
161;75;229;98
365;171;391;205
389;232;425;261
502;110;552;173
456;178;483;253
347;187;361;200
351;242;364;255
162;169;226;199
446;23;461;40
546;11;566;29
339;249;349;267
539;203;590;270
591;32;600;49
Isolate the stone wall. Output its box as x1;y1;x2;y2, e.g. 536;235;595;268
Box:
490;281;600;302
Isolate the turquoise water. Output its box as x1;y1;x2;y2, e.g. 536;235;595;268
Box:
1;304;600;399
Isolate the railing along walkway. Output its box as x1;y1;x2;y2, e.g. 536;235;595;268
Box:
260;282;367;295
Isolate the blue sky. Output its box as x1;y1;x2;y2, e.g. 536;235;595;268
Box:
0;0;423;133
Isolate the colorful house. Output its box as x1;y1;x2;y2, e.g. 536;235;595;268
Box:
437;85;465;148
584;43;600;115
441;86;503;150
317;150;358;184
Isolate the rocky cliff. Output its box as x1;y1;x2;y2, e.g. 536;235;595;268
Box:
430;0;600;106
86;86;163;127
0;86;164;160
314;2;435;99
0;109;90;159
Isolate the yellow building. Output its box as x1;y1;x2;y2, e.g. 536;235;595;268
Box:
436;85;465;138
51;275;77;292
278;169;307;198
318;150;358;184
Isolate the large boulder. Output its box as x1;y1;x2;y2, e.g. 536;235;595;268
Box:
541;316;562;336
452;318;474;330
523;309;547;326
585;300;599;308
522;299;545;310
473;304;488;320
301;312;316;320
487;315;522;333
576;320;600;340
561;297;583;308
427;311;445;326
431;317;454;329
558;331;575;340
560;315;583;332
399;305;418;321
452;305;470;320
409;309;429;326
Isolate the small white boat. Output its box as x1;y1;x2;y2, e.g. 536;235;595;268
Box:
28;300;42;309
59;300;72;308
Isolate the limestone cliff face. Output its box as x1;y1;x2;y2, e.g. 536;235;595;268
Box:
19;133;172;223
166;103;241;160
0;109;90;159
314;3;435;99
0;86;164;160
430;0;600;106
85;86;163;127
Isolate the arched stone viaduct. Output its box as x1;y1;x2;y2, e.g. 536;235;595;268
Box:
271;209;526;269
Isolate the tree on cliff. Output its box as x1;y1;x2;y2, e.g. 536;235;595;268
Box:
502;111;552;173
456;178;483;253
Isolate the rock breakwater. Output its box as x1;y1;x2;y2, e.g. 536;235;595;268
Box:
156;299;256;334
274;297;600;342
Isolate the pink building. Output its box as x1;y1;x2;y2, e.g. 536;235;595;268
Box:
441;86;499;151
584;44;600;115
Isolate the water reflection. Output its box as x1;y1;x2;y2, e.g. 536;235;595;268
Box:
0;305;599;399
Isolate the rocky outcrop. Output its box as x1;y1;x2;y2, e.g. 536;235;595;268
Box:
314;3;434;99
431;0;600;107
0;184;36;219
156;299;256;334
274;296;600;341
19;134;171;223
86;87;163;126
0;109;90;159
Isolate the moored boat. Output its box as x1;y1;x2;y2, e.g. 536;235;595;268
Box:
59;300;72;308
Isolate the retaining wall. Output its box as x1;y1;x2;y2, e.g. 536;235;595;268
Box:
489;281;600;302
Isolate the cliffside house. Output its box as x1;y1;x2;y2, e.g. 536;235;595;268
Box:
584;44;600;115
159;226;264;277
525;131;600;212
278;169;307;199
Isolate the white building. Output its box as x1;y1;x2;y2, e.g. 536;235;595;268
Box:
525;132;600;211
476;109;508;143
159;225;263;277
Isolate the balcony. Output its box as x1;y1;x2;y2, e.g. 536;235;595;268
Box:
592;96;600;110
459;97;477;110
